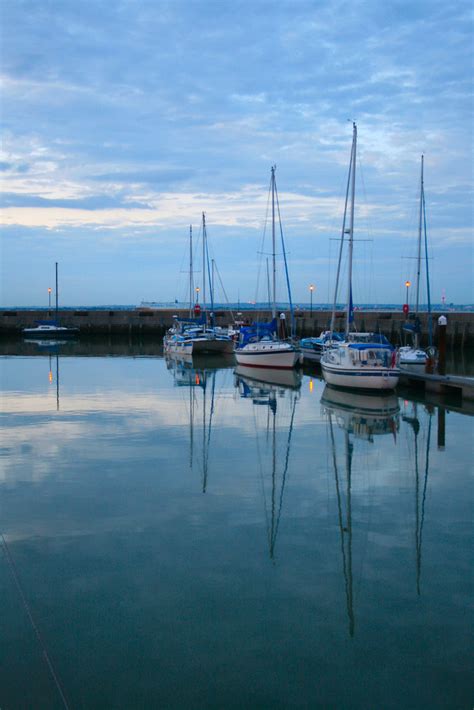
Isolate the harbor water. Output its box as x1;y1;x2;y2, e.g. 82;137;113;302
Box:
1;342;472;709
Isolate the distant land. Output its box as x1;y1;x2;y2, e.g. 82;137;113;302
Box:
2;303;473;312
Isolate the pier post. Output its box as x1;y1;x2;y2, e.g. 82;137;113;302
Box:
437;407;446;450
437;315;447;375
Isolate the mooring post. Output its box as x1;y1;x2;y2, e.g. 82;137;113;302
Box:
437;406;446;450
437;315;447;375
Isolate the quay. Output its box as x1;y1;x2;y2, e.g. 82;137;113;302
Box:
398;370;474;402
1;307;474;348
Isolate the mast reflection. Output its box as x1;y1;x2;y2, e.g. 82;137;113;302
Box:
322;385;400;636
166;353;232;492
402;402;433;595
235;365;301;560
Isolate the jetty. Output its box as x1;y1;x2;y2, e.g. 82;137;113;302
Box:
1;307;473;348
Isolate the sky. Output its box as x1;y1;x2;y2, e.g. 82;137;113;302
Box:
1;0;472;307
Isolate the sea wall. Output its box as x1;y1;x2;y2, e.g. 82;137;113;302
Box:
1;308;473;347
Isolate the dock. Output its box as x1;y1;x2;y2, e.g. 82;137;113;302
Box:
398;370;474;401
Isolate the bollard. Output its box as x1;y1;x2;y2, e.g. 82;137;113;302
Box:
437;315;447;375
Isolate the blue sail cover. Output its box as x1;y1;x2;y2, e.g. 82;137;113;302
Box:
237;319;277;348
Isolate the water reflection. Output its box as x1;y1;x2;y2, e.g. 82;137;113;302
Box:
322;386;400;637
401;401;434;595
166;353;234;492
235;366;300;560
1;346;472;709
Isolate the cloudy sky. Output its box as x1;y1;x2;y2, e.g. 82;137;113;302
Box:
1;0;472;306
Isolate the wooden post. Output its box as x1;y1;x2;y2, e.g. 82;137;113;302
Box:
437;407;446;450
437;315;447;375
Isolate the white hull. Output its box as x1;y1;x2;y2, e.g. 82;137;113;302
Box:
399;347;427;372
23;326;78;339
235;342;300;369
321;362;399;390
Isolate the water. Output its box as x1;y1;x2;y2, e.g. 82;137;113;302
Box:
1;343;473;709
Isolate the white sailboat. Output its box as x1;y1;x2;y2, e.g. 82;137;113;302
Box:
399;155;432;371
234;166;300;370
320;124;399;390
22;263;79;340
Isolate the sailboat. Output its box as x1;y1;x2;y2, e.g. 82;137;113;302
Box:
22;263;79;340
320;124;399;390
234;167;300;370
399;155;433;371
164;218;234;356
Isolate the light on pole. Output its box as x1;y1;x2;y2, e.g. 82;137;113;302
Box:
309;284;315;315
48;287;52;309
195;286;200;303
405;280;411;304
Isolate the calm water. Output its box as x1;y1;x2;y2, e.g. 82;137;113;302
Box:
1;343;472;709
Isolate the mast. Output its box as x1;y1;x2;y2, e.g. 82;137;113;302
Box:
422;158;433;346
55;262;59;321
345;123;357;337
189;225;193;318
415;156;424;318
202;212;207;323
330;126;354;337
271;166;276;320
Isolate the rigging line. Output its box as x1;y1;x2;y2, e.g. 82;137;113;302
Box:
213;262;235;322
330;131;354;335
274;181;296;338
1;534;71;710
254;182;272;312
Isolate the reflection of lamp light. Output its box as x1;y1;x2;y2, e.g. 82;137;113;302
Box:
48;287;52;309
309;378;313;393
309;284;315;315
49;370;53;383
405;280;411;304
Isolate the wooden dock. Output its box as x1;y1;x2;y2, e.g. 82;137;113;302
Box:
398;370;474;401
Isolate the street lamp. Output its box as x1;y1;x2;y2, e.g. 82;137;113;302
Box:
309;284;315;315
195;286;200;303
405;280;411;304
48;287;52;310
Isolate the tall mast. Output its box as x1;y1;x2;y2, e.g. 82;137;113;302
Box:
345;123;357;337
189;225;193;318
55;261;59;321
271;166;276;320
202;212;207;323
415;155;424;316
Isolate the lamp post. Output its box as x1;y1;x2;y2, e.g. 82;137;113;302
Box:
405;280;411;305
48;287;52;310
195;286;200;304
309;284;314;315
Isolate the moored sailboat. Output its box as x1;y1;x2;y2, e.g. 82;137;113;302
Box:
399;155;433;371
320;124;399;390
234;167;300;370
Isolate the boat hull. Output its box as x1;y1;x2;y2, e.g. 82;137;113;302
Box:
321;362;399;390
235;343;300;369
